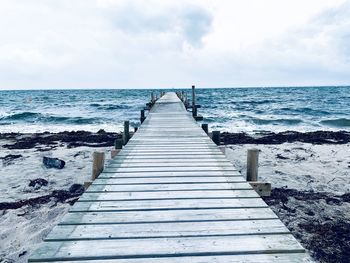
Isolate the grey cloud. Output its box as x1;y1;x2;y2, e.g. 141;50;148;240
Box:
311;2;350;60
111;5;171;34
180;7;213;47
109;3;213;48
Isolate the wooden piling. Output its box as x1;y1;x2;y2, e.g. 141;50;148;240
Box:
140;110;145;123
201;123;208;134
91;152;105;180
114;138;123;149
123;121;130;145
192;85;197;117
247;149;259;181
212;131;220;145
151;92;156;103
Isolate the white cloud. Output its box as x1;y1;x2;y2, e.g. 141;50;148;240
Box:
0;0;349;89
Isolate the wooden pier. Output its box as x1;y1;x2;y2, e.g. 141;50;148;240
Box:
29;92;312;262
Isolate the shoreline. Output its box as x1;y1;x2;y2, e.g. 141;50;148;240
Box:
1;129;349;262
1;130;350;151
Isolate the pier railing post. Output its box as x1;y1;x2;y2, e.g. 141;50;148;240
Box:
212;131;220;145
201;123;208;134
123;120;130;145
140;109;145;123
247;149;259;181
114;138;123;150
192;85;197;117
92;152;105;180
111;138;123;158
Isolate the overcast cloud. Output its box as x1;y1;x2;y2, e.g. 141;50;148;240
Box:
0;0;349;89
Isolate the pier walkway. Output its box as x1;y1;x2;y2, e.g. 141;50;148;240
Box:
29;92;312;262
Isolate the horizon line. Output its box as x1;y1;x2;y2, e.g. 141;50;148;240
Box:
0;84;349;91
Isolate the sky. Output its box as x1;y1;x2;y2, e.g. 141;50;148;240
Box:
0;0;349;89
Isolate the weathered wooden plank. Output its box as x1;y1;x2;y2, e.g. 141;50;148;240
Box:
102;167;237;173
86;182;252;192
92;176;245;185
38;253;314;263
113;155;226;160
118;150;223;155
108;163;233;168
123;146;219;150
70;198;267;212
110;159;229;163
115;153;224;157
126;142;214;145
79;189;259;201
98;171;242;178
28;235;305;262
45;219;290;241
60;207;278;225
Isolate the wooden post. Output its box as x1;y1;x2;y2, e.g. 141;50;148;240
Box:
212;131;220;145
192;85;197;117
114;138;123;149
140;109;145;123
247;149;259;181
151;92;155;103
134;126;138;132
123;120;130;145
91;152;105;180
201;123;208;134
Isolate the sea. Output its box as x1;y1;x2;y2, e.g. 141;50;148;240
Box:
0;86;349;134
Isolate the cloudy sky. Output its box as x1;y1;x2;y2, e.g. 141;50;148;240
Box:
0;0;349;89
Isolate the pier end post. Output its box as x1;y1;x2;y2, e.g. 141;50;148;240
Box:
192;85;197;117
212;131;220;145
123;120;130;145
246;149;259;181
140;109;145;123
201;123;208;134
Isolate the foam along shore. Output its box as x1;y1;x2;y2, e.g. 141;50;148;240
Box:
0;130;349;262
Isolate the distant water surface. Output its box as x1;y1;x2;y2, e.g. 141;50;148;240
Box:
0;87;349;133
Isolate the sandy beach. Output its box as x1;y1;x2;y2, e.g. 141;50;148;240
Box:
0;131;349;262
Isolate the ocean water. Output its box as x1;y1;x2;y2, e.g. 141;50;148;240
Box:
0;87;349;133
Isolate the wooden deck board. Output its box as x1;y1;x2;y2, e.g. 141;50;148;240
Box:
59;207;279;225
86;182;252;192
28;235;305;262
70;198;268;212
97;171;242;178
79;189;259;201
45;219;290;241
29;92;312;262
40;253;314;263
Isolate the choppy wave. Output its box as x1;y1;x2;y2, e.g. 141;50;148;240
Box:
89;103;131;110
320;118;350;127
0;87;349;133
1;112;102;125
1;112;41;121
250;117;303;125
